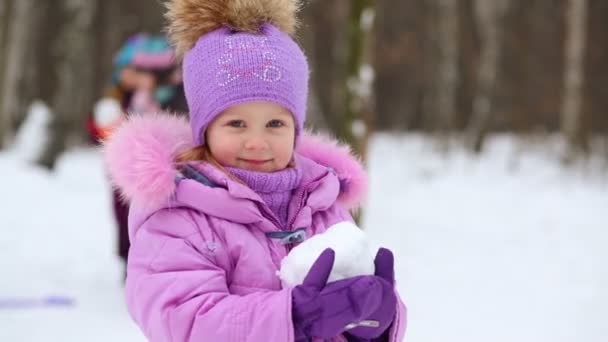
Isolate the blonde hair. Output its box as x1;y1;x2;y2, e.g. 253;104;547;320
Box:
175;145;244;183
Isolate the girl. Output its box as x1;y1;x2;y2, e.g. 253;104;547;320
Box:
104;0;406;341
91;33;146;271
97;34;188;273
87;33;145;144
129;35;188;115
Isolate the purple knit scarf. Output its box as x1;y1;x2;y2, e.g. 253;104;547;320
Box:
227;166;302;227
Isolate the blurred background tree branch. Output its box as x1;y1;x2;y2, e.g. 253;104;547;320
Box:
0;0;606;168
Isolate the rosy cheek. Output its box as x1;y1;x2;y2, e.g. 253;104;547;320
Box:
219;147;236;160
209;143;232;164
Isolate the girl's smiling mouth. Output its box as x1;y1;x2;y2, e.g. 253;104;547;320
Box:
239;158;272;165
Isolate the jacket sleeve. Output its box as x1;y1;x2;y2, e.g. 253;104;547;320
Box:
125;209;296;342
389;294;407;341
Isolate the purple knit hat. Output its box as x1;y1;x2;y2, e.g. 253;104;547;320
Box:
183;24;309;145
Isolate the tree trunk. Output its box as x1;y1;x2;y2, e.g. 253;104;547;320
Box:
0;0;39;146
343;0;374;157
37;0;98;169
296;3;331;133
0;0;12;147
374;0;431;131
434;0;460;149
35;0;166;168
604;136;608;171
301;0;374;157
467;0;509;153
301;1;350;136
560;0;588;162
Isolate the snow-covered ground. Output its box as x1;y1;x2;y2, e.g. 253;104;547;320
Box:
0;148;144;341
364;135;608;342
1;109;606;341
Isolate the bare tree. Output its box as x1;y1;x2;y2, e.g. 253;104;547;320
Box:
300;0;374;157
298;2;340;133
374;1;432;131
34;0;165;169
466;0;510;153
0;0;12;147
434;0;460;149
300;2;350;135
0;0;166;158
343;0;375;156
0;0;41;148
37;0;98;169
560;0;588;163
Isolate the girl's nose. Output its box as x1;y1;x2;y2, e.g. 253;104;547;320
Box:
244;134;269;150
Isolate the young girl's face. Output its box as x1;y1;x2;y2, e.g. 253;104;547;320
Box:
119;66;139;90
206;101;296;172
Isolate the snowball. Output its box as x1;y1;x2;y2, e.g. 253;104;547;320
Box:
93;98;123;127
279;221;378;287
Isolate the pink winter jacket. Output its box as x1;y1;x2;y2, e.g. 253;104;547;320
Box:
104;114;407;342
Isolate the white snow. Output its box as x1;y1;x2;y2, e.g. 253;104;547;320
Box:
8;101;50;163
1;105;144;341
93;98;123;127
279;221;377;287
1;106;607;341
363;134;608;342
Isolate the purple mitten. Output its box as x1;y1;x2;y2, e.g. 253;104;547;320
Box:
292;249;387;340
345;248;398;341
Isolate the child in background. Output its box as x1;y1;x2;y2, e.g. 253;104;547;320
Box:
129;35;188;115
86;34;146;143
89;34;147;273
93;34;188;275
104;0;406;341
90;34;188;141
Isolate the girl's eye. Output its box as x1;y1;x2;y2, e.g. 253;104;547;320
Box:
227;120;245;128
267;120;284;128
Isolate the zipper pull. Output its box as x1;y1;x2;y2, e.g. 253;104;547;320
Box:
265;228;307;245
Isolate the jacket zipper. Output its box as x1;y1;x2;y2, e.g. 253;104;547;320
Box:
285;184;310;230
261;179;316;232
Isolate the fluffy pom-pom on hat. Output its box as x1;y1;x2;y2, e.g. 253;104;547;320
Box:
166;0;301;58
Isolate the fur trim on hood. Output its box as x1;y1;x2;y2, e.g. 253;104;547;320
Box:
103;113;367;210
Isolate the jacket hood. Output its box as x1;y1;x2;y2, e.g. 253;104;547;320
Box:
103;113;368;210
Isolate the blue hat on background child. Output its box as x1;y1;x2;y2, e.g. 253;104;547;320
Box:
131;35;176;71
112;33;148;85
